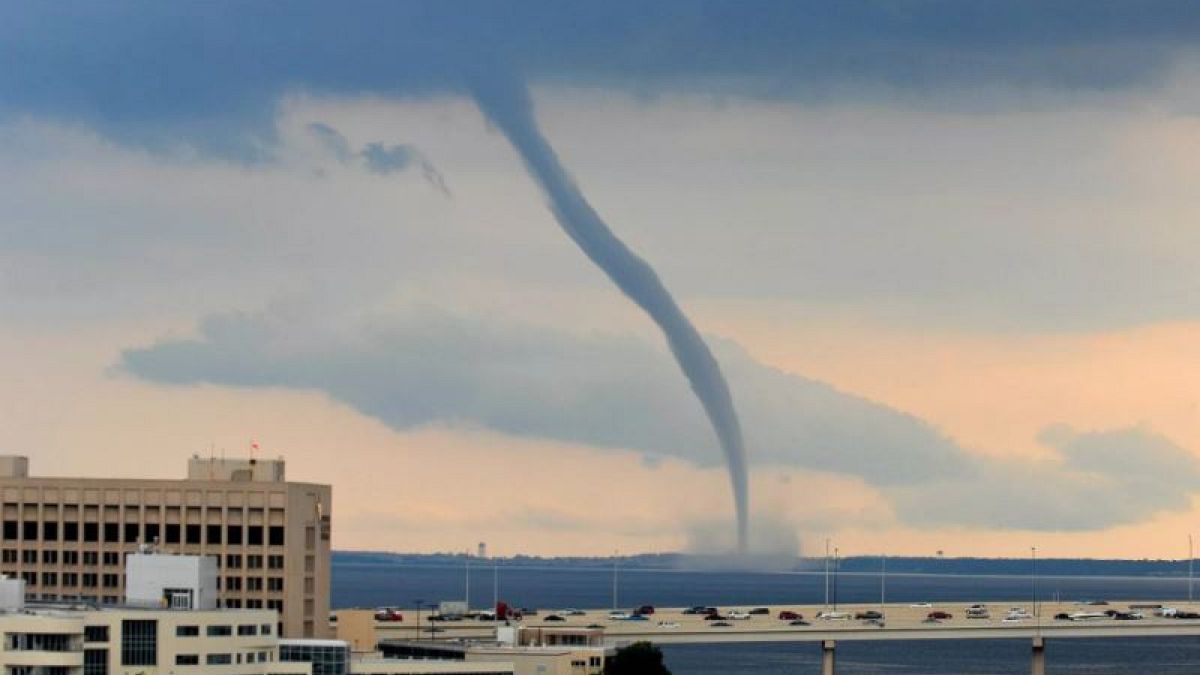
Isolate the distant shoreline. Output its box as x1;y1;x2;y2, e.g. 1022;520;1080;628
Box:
334;551;1198;578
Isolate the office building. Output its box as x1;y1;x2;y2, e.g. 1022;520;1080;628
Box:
0;455;332;637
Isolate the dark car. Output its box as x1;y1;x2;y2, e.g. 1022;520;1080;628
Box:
927;611;953;620
855;611;884;620
586;623;605;629
544;615;566;622
710;621;733;627
682;606;708;615
1054;613;1071;621
749;607;770;615
789;619;811;626
1085;600;1110;606
636;605;655;616
704;614;729;621
779;611;802;621
1113;612;1143;621
1176;611;1200;619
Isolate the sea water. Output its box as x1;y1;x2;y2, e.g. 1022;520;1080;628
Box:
333;561;1200;674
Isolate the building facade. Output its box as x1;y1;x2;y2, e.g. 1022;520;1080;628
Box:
0;456;332;638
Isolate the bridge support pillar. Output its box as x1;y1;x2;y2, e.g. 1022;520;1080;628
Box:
821;639;836;675
1030;636;1045;675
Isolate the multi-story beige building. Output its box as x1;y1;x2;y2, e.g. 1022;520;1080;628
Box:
0;455;331;638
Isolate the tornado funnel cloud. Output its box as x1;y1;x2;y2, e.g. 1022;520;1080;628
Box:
472;75;750;553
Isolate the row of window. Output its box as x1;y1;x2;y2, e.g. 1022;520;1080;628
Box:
6;632;77;652
1;521;286;546
7;570;285;594
4;550;121;565
2;549;286;570
222;598;284;612
175;650;274;666
174;622;273;637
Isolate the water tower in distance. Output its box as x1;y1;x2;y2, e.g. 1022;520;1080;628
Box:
478;542;487;559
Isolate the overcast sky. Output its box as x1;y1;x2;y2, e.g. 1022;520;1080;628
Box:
5;2;1200;557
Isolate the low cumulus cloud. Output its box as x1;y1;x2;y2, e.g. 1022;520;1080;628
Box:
893;425;1200;530
118;306;1200;532
118;306;969;487
305;122;451;196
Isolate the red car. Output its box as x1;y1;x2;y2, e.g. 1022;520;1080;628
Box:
927;611;953;620
636;605;656;616
374;608;404;622
779;610;802;621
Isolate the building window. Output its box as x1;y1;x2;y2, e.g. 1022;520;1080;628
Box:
268;526;285;546
225;554;242;569
42;550;57;565
247;599;263;609
280;642;350;675
185;525;201;545
22;550;37;564
247;555;262;570
225;599;242;609
227;525;243;545
84;625;109;643
102;595;119;605
267;577;283;592
247;526;263;546
225;577;241;592
144;523;160;543
82;573;98;588
102;574;120;588
41;572;57;586
1;549;14;564
237;624;257;636
267;599;283;612
103;523;119;543
206;625;232;637
206;653;232;665
22;521;37;540
246;577;262;592
6;633;75;651
260;624;272;635
83;522;98;542
63;522;78;542
120;619;157;666
207;524;222;545
1;521;15;540
62;572;78;587
165;524;180;544
82;551;98;566
175;625;199;637
305;526;315;549
268;555;284;570
123;523;139;543
84;648;109;675
43;522;59;541
63;551;78;566
175;654;199;665
102;552;119;566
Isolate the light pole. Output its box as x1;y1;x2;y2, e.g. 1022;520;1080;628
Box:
1031;546;1040;626
612;551;620;610
1189;534;1194;604
833;547;840;611
414;598;424;640
824;538;830;609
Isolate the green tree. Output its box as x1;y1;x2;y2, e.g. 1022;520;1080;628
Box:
605;641;672;675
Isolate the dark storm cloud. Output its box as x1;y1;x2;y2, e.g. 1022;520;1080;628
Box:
3;1;1200;157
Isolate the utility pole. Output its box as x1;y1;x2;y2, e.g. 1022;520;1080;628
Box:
465;552;471;609
880;554;887;610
